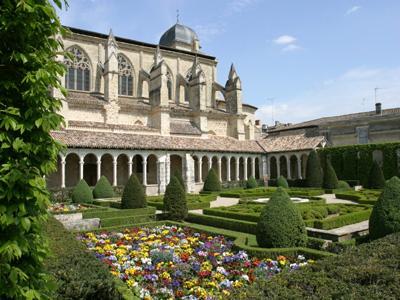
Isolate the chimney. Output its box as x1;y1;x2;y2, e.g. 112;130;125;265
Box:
375;102;382;115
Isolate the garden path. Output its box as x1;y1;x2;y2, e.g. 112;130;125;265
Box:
189;196;240;215
321;194;358;204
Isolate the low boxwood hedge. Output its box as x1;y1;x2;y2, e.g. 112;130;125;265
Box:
100;214;156;228
314;209;372;230
83;207;156;219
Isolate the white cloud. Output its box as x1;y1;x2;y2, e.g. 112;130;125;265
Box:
227;0;259;14
256;66;400;125
282;44;301;52
194;23;226;43
345;5;361;15
274;35;297;45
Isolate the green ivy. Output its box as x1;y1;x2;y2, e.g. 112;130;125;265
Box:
0;0;67;298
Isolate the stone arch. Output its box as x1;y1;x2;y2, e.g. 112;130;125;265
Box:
65;153;80;187
301;154;308;179
100;153;114;185
270;156;278;179
255;157;260;179
230;157;236;181
138;69;150;98
117;53;135;96
46;156;62;189
132;154;144;183
201;156;209;182
83;153;97;186
193;155;200;182
134;120;143;126
147;154;158;184
372;149;384;167
117;154;129;186
290;155;299;180
176;74;189;104
221;156;228;181
239;157;245;180
246;157;252;179
279;156;288;178
64;45;92;91
170;154;183;180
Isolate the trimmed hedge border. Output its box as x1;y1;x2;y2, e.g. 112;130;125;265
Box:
314;209;372;230
335;190;381;205
50;204;109;215
100;214;156;228
83;207;156;219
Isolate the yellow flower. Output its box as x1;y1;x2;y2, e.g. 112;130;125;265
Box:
232;280;243;288
126;279;135;287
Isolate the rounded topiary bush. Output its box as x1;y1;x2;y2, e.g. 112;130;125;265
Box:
163;176;187;221
323;159;339;190
337;180;351;190
369;176;400;240
368;161;385;189
256;188;307;248
71;179;93;203
246;176;258;189
306;150;323;188
277;175;289;188
92;176;114;199
203;169;221;192
121;174;146;209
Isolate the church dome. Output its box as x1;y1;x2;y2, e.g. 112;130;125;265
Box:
159;23;199;49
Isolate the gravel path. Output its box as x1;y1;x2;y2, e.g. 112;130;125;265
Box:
321;193;358;204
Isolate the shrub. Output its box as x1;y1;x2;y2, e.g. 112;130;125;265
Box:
306;150;323;188
277;175;289;188
71;179;93;203
203;169;221;192
246;176;258;189
368;161;385;189
121;174;146;209
338;180;351;189
173;170;185;191
369;176;400;240
323;159;339;190
163;176;187;221
256;188;307;248
92;176;114;198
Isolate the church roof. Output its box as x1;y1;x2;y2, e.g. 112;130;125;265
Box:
159;23;198;47
257;134;326;153
51;130;264;154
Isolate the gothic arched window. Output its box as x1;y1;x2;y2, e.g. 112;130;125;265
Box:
64;47;91;91
118;55;133;96
166;72;173;100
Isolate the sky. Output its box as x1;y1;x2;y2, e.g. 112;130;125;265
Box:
56;0;400;125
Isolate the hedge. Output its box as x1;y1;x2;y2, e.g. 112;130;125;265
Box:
83;207;156;219
203;208;259;222
100;214;156;228
313;209;372;230
318;142;400;186
335;189;381;205
219;188;325;199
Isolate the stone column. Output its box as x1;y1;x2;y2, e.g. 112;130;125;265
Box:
207;156;212;170
276;156;281;178
217;157;222;182
286;155;291;179
96;156;101;181
61;155;66;188
166;154;171;184
297;155;302;179
157;156;166;194
244;157;248;180
79;156;84;180
267;157;271;177
184;153;195;193
227;157;231;181
251;157;256;178
112;156;117;186
142;157;147;186
128;156;133;177
197;158;202;183
236;157;240;181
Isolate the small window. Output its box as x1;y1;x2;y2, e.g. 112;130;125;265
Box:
118;55;134;96
64;47;91;91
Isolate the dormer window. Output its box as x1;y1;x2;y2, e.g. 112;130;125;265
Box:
118;55;133;96
64;47;91;91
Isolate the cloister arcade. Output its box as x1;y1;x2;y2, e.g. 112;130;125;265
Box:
46;148;265;195
267;152;309;180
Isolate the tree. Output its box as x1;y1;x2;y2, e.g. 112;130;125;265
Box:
92;175;114;199
0;0;67;297
368;161;385;189
246;176;258;189
173;170;185;191
306;150;323;188
277;175;289;188
163;176;187;221
323;159;339;190
256;188;307;248
203;169;221;192
121;174;146;209
369;176;400;240
71;179;93;203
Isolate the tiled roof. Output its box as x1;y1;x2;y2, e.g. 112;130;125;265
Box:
51;130;264;153
170;120;201;135
258;134;326;153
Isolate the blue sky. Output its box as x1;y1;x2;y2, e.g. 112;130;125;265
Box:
57;0;400;125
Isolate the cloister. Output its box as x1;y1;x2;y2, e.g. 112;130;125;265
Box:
267;152;309;180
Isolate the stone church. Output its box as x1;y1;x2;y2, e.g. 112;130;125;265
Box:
47;23;325;194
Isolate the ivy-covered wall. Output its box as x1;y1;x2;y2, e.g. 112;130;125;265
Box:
318;142;400;186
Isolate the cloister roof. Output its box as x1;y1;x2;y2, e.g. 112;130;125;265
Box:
51;130;264;154
258;134;326;153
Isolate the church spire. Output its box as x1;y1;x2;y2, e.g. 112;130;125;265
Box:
228;63;238;80
107;28;118;48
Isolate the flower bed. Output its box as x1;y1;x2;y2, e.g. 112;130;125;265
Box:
78;225;310;299
48;202;90;213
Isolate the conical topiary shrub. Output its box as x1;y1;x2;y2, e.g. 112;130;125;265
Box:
92;175;114;199
121;174;146;209
246;176;258;189
323;159;339;190
173;170;185;191
277;175;289;188
71;179;93;203
163;176;187;221
306;150;323;188
256;188;307;248
369;176;400;240
368;161;385;189
203;169;221;192
337;180;351;190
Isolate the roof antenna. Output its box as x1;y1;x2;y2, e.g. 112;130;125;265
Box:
176;9;180;24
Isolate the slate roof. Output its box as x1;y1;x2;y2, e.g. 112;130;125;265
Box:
258;134;326;153
51;130;264;153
